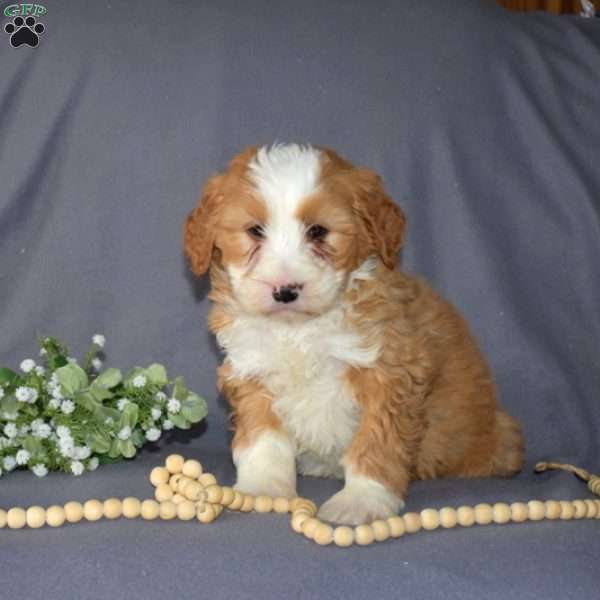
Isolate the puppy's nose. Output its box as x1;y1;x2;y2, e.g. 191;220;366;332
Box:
272;283;302;304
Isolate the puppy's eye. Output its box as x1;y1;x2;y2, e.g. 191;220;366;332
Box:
247;225;265;240
306;224;328;242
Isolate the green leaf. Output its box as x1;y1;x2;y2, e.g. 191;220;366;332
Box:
55;363;89;396
124;367;145;387
108;438;121;458
145;363;168;387
94;368;122;389
1;396;19;415
131;429;145;447
168;413;191;430
118;439;136;458
86;431;111;454
89;383;113;402
75;391;101;413
0;368;18;387
22;436;43;456
99;406;120;424
172;377;188;401
119;403;139;429
181;394;208;424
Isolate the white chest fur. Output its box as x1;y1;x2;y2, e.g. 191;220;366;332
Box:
217;306;380;472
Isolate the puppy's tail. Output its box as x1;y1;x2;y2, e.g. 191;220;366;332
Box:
490;410;525;477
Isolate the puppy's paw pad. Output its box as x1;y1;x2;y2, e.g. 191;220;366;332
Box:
318;489;402;525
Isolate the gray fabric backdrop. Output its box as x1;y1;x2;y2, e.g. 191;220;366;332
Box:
1;0;599;598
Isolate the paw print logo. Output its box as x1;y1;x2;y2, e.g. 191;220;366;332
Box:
4;16;45;48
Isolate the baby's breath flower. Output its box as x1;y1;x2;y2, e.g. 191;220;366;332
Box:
56;425;71;439
3;456;16;471
118;426;131;440
117;398;129;411
145;428;161;442
58;438;75;458
34;365;46;376
70;461;85;476
16;386;37;403
4;423;17;439
162;419;174;431
151;407;162;421
132;375;146;388
92;334;105;348
33;423;51;439
32;464;48;477
73;446;91;460
154;391;167;402
20;358;36;373
39;347;47;356
61;399;75;415
48;398;61;410
87;457;99;471
91;357;103;371
16;449;30;465
167;398;181;414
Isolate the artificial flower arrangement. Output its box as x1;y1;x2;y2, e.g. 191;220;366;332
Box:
0;335;207;478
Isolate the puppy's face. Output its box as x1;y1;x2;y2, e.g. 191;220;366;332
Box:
184;144;406;319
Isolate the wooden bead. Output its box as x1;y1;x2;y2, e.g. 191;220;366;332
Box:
544;500;562;520
198;473;218;487
333;525;355;547
26;506;46;529
273;497;290;513
314;523;334;546
492;503;511;525
213;505;224;518
527;500;545;521
46;505;66;527
572;499;587;519
301;517;320;539
177;501;196;521
439;507;458;529
228;491;244;511
175;476;195;494
372;519;391;541
0;509;7;528
255;496;273;513
220;487;235;506
182;459;203;479
150;466;170;487
584;499;597;518
183;481;204;502
240;495;255;512
403;512;422;533
172;494;186;505
64;501;84;523
159;501;177;520
141;499;160;520
83;500;104;522
387;516;405;537
474;503;493;525
7;507;27;529
165;454;185;474
291;512;309;533
595;500;600;517
197;504;217;524
420;509;440;531
103;498;122;519
122;497;141;519
510;502;529;523
155;483;174;502
457;506;476;527
205;485;224;504
354;524;375;546
291;498;317;515
169;473;184;491
560;500;575;520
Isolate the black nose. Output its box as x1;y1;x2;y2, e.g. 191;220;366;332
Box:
272;285;299;304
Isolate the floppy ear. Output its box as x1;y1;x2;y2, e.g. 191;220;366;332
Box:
183;175;225;277
351;169;406;269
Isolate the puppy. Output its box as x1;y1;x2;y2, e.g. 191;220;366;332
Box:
184;143;524;525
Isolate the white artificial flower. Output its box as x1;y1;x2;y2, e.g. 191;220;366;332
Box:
104;417;114;426
87;457;99;471
3;456;16;471
56;425;71;440
162;419;174;431
91;357;103;371
51;388;64;401
16;449;30;465
154;391;167;401
167;398;181;414
151;407;162;421
16;386;37;403
20;359;36;373
73;446;91;460
92;334;106;348
34;365;46;376
58;439;75;458
0;387;4;399
61;399;75;415
31;418;44;429
70;461;84;476
117;398;129;411
145;428;161;442
48;398;61;410
4;423;17;439
33;423;51;439
32;464;48;477
118;426;131;440
39;347;48;356
132;375;146;388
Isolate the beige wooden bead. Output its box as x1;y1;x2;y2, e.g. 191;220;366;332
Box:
291;498;317;515
0;509;7;528
46;505;66;528
420;509;440;531
559;500;575;520
584;499;597;519
182;459;203;479
177;500;196;521
198;473;218;487
439;507;458;529
403;512;422;533
301;517;320;539
355;524;375;546
141;499;160;520
220;487;235;506
510;502;529;523
159;501;177;520
387;516;406;537
150;466;170;487
7;507;27;529
527;500;545;521
64;501;84;523
165;454;185;474
544;500;562;520
314;523;334;546
228;491;244;511
333;525;355;547
240;495;255;512
273;497;290;513
214;505;224;518
175;476;194;494
83;499;104;522
172;493;186;505
103;498;122;520
492;503;512;525
197;504;217;524
122;497;141;519
255;496;273;513
595;500;600;517
183;481;204;502
169;473;184;491
26;506;46;529
205;485;224;504
474;503;493;525
291;512;310;533
572;499;587;519
457;506;476;527
155;483;174;503
372;519;391;541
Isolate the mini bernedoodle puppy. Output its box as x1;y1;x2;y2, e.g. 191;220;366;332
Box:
184;143;524;525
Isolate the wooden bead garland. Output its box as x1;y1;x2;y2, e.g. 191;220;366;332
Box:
1;456;598;549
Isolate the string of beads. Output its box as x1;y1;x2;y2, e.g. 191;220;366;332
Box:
0;455;598;547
